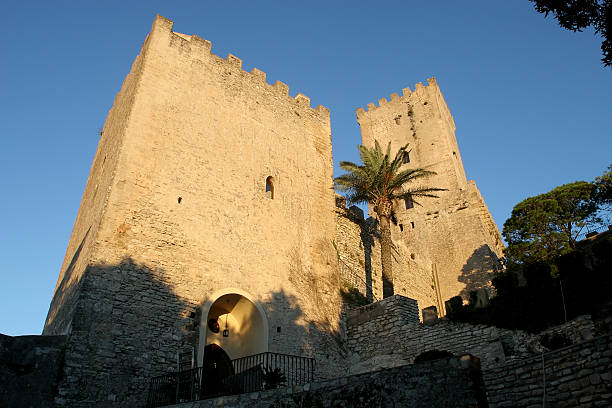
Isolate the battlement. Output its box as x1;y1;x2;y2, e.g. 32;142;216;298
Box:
356;77;439;119
149;15;329;118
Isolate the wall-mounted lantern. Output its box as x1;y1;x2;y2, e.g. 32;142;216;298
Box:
222;314;229;337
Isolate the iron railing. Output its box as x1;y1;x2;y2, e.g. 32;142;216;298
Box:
147;367;201;407
147;352;315;407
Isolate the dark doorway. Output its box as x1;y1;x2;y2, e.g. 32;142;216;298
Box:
202;344;234;397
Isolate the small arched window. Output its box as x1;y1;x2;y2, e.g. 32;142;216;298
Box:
265;176;274;199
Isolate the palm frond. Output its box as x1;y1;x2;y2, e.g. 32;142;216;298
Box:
389;143;409;173
334;139;443;210
395;188;446;206
387;168;437;191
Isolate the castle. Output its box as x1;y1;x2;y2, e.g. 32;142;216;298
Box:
39;15;505;406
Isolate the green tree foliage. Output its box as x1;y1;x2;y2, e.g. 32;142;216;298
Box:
503;181;598;265
334;141;444;298
593;163;612;210
530;0;612;67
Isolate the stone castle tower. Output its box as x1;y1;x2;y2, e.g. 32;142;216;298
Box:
43;15;344;406
354;80;504;313
42;15;503;407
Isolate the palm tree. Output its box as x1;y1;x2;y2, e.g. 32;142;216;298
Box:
335;140;444;298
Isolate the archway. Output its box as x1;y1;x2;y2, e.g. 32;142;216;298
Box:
198;289;268;368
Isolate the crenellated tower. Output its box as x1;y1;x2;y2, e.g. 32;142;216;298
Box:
44;15;344;407
356;78;504;313
357;78;467;196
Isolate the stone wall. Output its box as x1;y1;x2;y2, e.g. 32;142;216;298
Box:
334;198;438;310
484;333;612;407
539;314;596;344
168;355;486;408
343;295;600;375
344;295;612;407
356;79;504;309
346;295;512;373
0;334;67;408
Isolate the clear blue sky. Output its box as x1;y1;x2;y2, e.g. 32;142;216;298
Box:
1;1;610;336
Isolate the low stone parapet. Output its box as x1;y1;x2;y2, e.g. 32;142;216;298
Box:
346;295;509;372
484;333;612;408
167;355;486;408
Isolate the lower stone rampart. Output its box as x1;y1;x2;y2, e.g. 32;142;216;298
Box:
345;295;611;407
346;295;533;373
0;334;67;408
168;355;486;408
484;333;612;408
538;314;596;344
346;296;601;374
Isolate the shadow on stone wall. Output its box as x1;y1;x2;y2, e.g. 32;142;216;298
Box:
457;244;499;300
52;255;347;407
286;240;348;373
262;289;346;373
0;334;67;408
359;217;378;302
44;226;91;335
56;257;196;407
337;209;378;302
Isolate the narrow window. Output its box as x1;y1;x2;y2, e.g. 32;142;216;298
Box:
399;224;404;232
402;151;410;164
265;176;274;199
405;197;414;210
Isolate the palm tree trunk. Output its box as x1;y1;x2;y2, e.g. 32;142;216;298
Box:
379;214;394;298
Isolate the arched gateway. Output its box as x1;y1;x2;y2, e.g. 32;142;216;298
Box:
198;289;269;369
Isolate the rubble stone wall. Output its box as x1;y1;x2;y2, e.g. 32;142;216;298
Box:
344;296;600;374
345;295;611;408
346;295;510;373
169;355;486;408
484;333;612;408
0;334;67;408
334;200;437;311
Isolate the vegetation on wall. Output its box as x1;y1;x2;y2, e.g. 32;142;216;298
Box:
262;366;287;390
339;281;370;307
